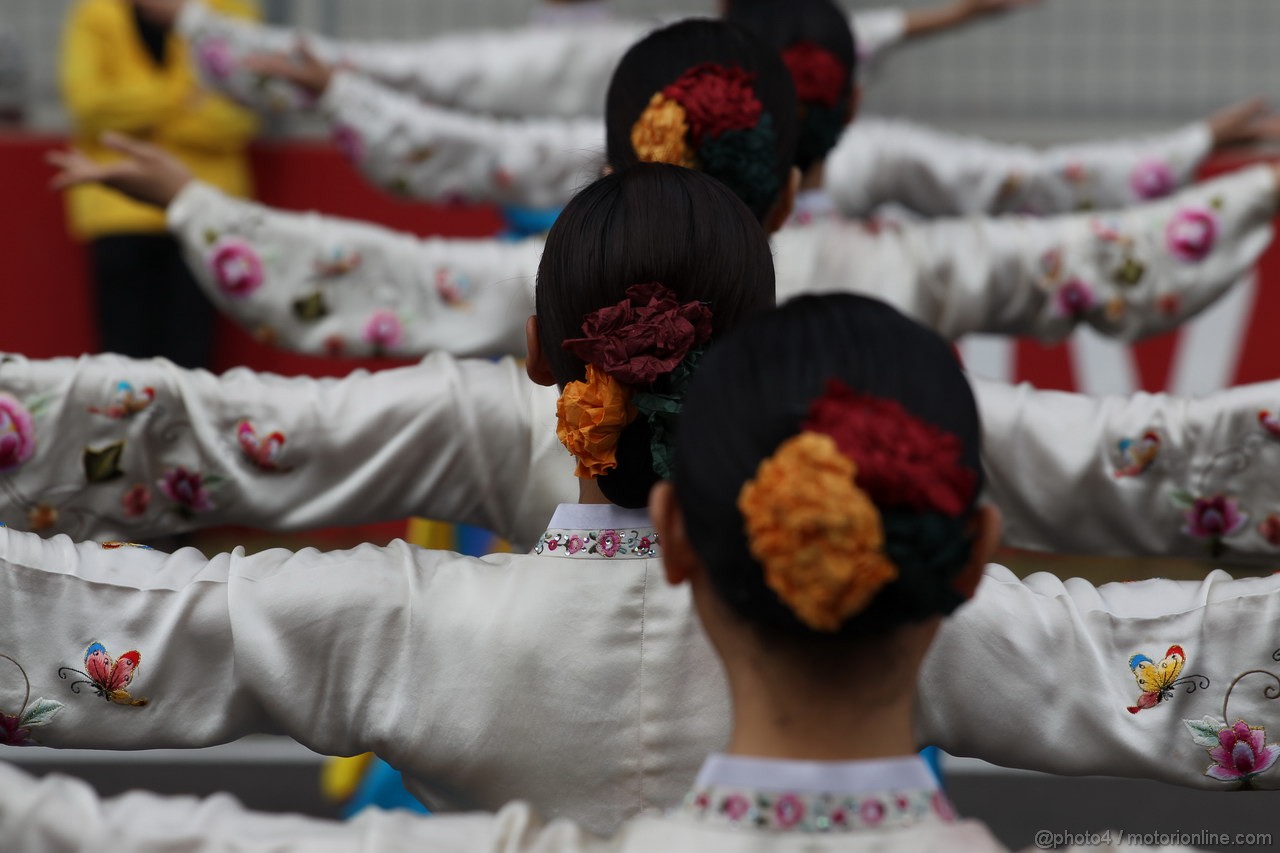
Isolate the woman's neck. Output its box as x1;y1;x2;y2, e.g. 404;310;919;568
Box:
800;161;827;192
577;479;613;505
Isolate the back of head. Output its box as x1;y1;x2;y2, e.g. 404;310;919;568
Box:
673;294;984;643
605;19;798;221
725;0;857;173
537;163;776;507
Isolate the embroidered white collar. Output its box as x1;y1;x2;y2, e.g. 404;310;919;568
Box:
678;755;957;834
533;504;660;559
788;189;840;227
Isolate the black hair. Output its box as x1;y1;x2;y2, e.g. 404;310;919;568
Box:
725;0;857;173
673;294;985;640
605;19;798;222
536;164;776;507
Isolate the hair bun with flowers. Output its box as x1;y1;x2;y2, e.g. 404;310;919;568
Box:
556;283;713;480
738;379;978;633
631;64;781;216
780;41;849;172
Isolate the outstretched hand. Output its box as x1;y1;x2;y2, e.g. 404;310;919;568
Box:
1208;98;1280;149
242;40;335;98
47;133;194;209
132;0;187;28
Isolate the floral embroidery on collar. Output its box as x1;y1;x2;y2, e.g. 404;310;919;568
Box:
677;785;955;833
534;527;660;559
0;653;64;746
58;643;149;708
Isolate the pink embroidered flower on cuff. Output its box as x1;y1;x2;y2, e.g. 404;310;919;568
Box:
859;798;885;826
210;238;265;298
722;794;751;822
1130;158;1177;200
363;311;404;352
0;393;35;473
159;467;213;513
597;530;622;558
1166;207;1219;263
1206;721;1280;783
566;536;585;555
197;38;236;82
1053;279;1097;319
1182;496;1247;540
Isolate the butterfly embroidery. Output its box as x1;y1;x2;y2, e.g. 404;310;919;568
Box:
1115;431;1161;478
1127;645;1206;714
237;421;287;472
89;382;155;419
58;643;149;707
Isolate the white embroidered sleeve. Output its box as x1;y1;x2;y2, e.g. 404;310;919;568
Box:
777;165;1277;343
825;118;1214;218
166;181;542;359
923;564;1280;790
176;1;643;118
0;763;579;852
0;352;569;549
850;8;909;65
975;376;1280;564
320;72;603;209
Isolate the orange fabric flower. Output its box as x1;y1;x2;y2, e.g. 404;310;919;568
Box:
556;365;639;479
738;433;898;632
631;94;696;168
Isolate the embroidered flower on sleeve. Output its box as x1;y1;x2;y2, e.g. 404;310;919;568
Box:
1130;158;1177;201
1114;431;1161;478
0;392;36;473
196;38;236;82
1166;206;1220;263
1186;717;1280;785
58;643;148;707
598;530;622;558
209;238;265;297
363;311;404;355
158;467;214;516
1182;496;1248;543
1052;279;1097;320
121;483;151;518
1;653;64;746
237;421;286;472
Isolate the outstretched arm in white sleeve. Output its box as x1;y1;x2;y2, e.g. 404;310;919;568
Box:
0;352;570;548
779;164;1279;343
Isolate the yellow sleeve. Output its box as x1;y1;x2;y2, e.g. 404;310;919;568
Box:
59;1;185;134
158;93;259;152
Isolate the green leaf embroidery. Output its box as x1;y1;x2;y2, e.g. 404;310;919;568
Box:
1184;716;1226;748
203;228;220;246
292;292;330;323
83;441;126;484
1113;257;1146;287
19;698;64;729
1170;490;1197;509
202;474;227;489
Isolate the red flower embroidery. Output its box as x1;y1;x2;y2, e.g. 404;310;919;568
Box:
121;484;151;518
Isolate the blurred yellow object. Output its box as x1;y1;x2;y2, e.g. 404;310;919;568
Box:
407;519;457;550
320;753;376;805
59;0;260;240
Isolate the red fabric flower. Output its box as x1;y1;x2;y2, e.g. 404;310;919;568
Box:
781;42;847;109
662;64;763;146
563;283;713;386
804;380;977;517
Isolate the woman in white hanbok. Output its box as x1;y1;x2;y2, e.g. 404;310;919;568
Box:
0;288;1220;852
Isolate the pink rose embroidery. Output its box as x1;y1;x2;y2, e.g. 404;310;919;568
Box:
1130;159;1177;200
210;239;265;298
1183;495;1247;541
1053;279;1096;319
0;714;29;747
197;38;235;82
774;794;805;828
159;467;213;514
0;393;36;473
566;536;585;555
859;798;885;826
597;530;622;558
363;311;404;353
122;484;151;518
1206;721;1280;783
1166;207;1219;263
722;794;751;822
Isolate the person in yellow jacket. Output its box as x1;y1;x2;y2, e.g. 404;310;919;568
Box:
60;0;258;368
